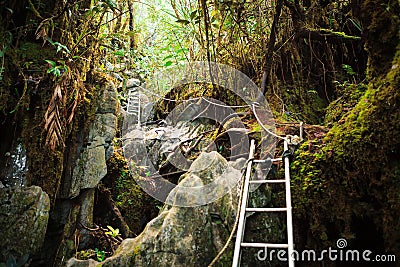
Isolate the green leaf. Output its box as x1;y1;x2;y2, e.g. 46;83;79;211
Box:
46;37;56;46
163;55;174;61
105;225;120;237
55;43;70;54
176;48;189;54
45;60;56;67
210;10;219;18
114;50;125;56
51;68;61;77
342;64;356;75
159;8;179;19
190;10;198;20
176;19;190;25
102;0;117;11
349;18;362;32
164;61;173;67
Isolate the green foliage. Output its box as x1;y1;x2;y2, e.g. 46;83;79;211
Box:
291;44;400;249
46;38;70;55
105;225;120;238
341;64;356;76
291;140;325;208
76;249;94;260
325;82;367;125
282;85;327;124
94;248;106;262
128;1;193;79
44;60;69;78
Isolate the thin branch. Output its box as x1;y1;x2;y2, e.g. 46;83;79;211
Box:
258;0;284;100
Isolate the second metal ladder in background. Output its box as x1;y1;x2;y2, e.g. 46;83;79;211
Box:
126;87;141;127
232;139;295;267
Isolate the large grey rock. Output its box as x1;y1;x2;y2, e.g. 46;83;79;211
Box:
0;186;50;260
97;81;119;114
66;148;283;267
88;113;117;143
70;140;107;198
123;120;215;172
67;152;241;267
65;83;118;198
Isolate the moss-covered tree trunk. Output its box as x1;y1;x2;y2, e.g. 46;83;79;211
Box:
292;0;400;258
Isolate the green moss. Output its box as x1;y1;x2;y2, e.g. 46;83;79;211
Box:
133;244;141;255
17;42;55;70
319;29;361;40
291;40;400;250
324;82;367;125
105;150;161;235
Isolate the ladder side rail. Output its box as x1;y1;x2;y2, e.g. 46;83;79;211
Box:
232;139;256;267
284;139;295;267
137;87;141;127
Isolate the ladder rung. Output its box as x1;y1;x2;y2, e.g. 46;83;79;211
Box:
241;243;289;248
253;158;282;163
249;179;286;184
246;207;287;212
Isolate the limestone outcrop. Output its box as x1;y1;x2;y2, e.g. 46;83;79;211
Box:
0;186;50;262
67;147;282;267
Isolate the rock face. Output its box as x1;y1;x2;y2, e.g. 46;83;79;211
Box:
67;152;242;267
62;83;118;198
43;82;119;266
0;186;50;261
0;140;27;188
66;146;282;267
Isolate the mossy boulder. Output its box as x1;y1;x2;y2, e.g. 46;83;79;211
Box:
0;186;50;261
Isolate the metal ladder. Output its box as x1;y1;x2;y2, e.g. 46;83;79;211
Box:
126;87;141;127
232;139;295;267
